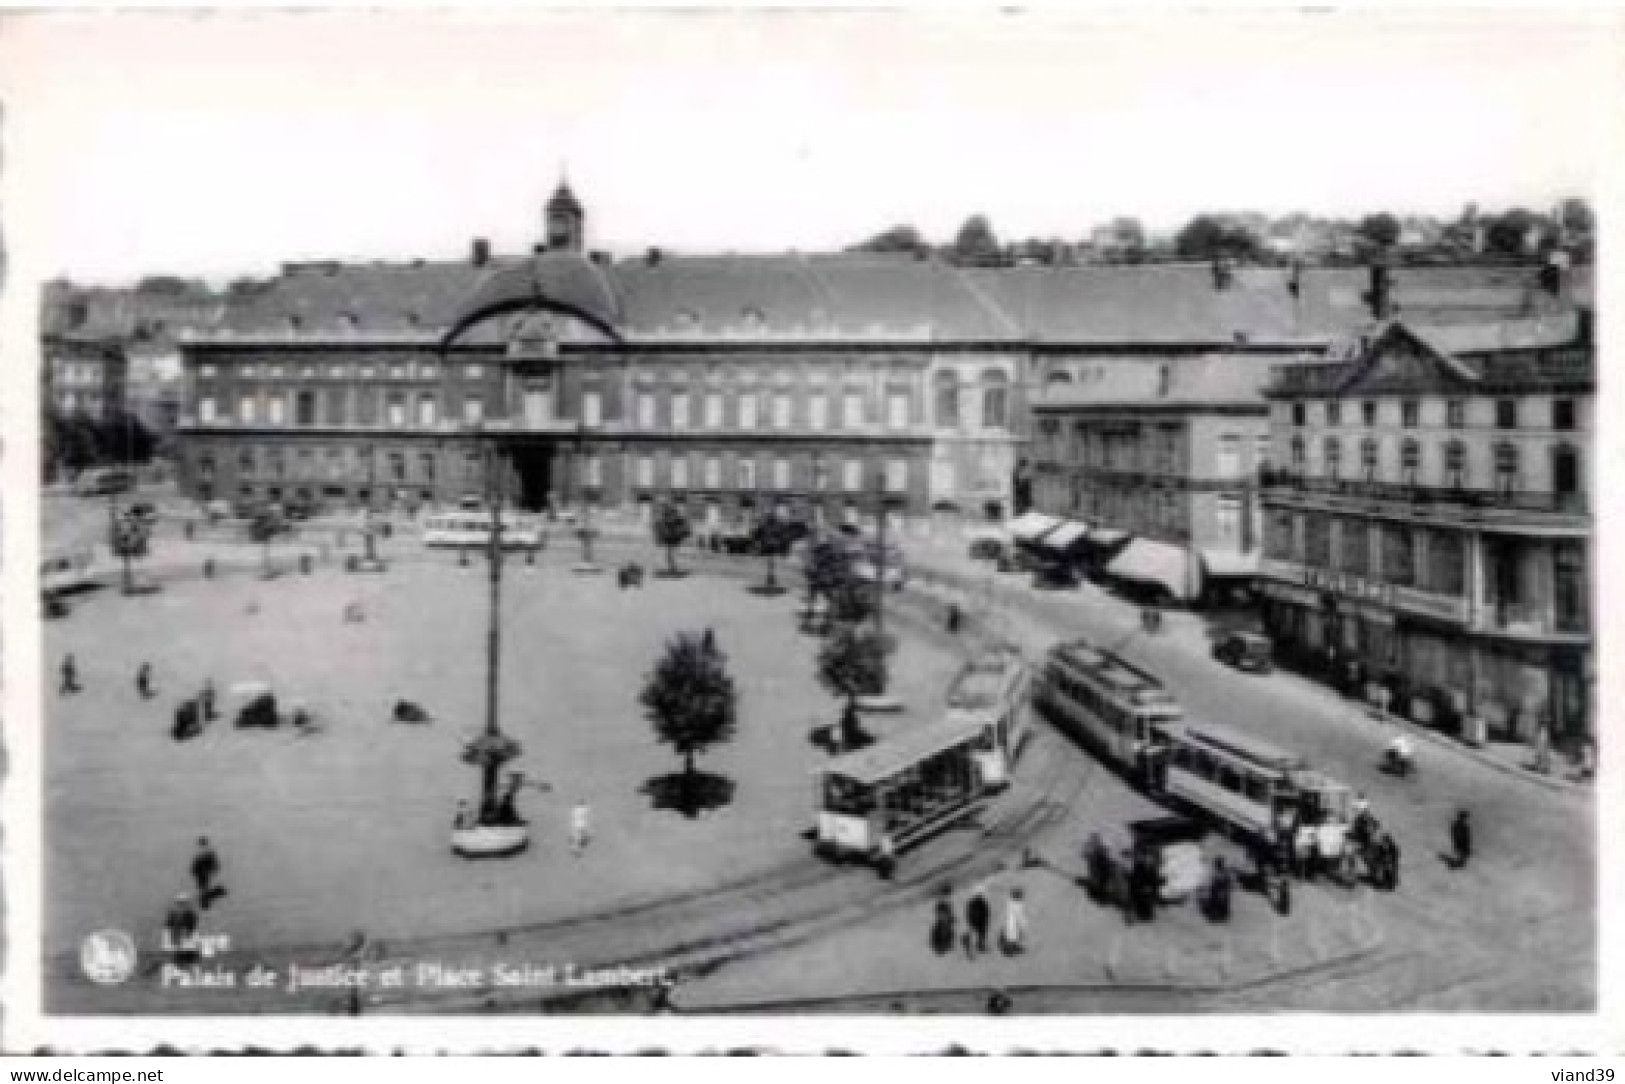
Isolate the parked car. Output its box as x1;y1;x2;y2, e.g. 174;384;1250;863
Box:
967;531;1007;562
125;501;158;525
74;467;135;497
1211;631;1274;674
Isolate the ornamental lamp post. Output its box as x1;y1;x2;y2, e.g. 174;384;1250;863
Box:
436;247;624;857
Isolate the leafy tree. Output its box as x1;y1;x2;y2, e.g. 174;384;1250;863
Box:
1174;215;1260;262
1556;198;1594;237
851;225;930;256
109;513;151;595
803;535;861;633
247;505;284;576
1485;208;1542;258
651;501;691;576
817;625;888;747
753;515;796;595
1356;213;1401;249
639;629;739;817
951;215;1002;266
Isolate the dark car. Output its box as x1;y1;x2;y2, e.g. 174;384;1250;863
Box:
1212;631;1274;674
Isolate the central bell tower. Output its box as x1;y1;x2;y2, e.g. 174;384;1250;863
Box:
544;179;585;253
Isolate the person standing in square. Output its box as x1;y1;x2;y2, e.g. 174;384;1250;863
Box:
570;802;592;856
191;837;225;908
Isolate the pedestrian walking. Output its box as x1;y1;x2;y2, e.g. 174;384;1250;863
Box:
1380;832;1401;891
946;603;963;635
570;802;592;856
60;654;80;696
191;837;225;909
999;886;1028;955
452;800;475;831
1083;832;1110;903
136;663;154;699
965;886;991;955
1204;856;1232;922
1450;810;1473;869
1533;720;1552;775
164;894;199;962
200;679;218;722
930;894;957;956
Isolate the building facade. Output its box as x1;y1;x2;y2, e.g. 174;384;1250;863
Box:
1257;315;1593;745
1029;353;1280;602
169;185;1589;537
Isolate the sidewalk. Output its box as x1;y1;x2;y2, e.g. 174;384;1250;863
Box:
901;538;1593;799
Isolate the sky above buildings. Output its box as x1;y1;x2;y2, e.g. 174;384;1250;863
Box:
2;9;1616;283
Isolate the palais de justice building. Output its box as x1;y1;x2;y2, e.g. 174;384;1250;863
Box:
174;184;1586;540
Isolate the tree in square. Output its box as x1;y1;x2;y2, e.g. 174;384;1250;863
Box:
640;629;739;816
109;513;151;595
817;625;887;750
651;501;692;577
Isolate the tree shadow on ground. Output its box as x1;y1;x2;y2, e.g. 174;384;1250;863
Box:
638;770;736;817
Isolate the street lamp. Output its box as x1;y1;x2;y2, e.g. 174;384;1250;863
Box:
452;417;528;857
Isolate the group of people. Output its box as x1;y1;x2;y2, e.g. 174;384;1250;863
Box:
929;882;1028;958
1081;834;1165;924
162;838;226;962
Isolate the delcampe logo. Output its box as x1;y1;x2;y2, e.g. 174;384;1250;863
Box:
79;929;137;985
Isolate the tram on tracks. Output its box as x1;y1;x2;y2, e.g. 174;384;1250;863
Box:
421;510;543;550
942;645;1031;790
812;649;1031;873
1161;720;1353;849
1033;638;1184;788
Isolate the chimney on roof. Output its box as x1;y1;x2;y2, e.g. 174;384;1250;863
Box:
646;247;664;267
533;243;549;256
590;250;610;265
1287;261;1303;299
471;238;491;267
1211;258;1234;291
1364;261;1393;321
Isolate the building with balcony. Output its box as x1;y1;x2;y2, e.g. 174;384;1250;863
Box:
1029;353;1280;604
1257;312;1593;746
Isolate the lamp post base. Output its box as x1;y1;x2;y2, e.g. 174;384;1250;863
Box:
450;824;530;858
571;562;606;575
857;694;905;714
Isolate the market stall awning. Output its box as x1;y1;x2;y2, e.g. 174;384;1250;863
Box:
1007;512;1062;543
1035;520;1090;551
1106;538;1197;601
1200;549;1261;578
1085;525;1131;548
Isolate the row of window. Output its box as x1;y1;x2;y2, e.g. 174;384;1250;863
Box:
1266;513;1467;594
1289;396;1578;432
197;383;1011;433
1039;426;1271;480
617;454;909;494
198;445;914;496
198;362;484;383
1283;434;1582;494
198;445;442;486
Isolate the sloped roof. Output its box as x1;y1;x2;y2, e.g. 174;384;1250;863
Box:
1410;311;1583;356
205;250;1588;348
1036;351;1280;409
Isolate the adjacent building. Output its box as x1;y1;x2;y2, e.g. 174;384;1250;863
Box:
1257;312;1593;746
1029;353;1281;604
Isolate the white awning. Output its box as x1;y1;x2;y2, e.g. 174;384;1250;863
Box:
1037;520;1090;551
1106;538;1197;601
1201;549;1261;578
1007;512;1062;543
1086;526;1131;548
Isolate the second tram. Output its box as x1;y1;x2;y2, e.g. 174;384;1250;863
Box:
1034;638;1184;787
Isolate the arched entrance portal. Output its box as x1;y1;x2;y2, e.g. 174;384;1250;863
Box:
507;441;555;512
